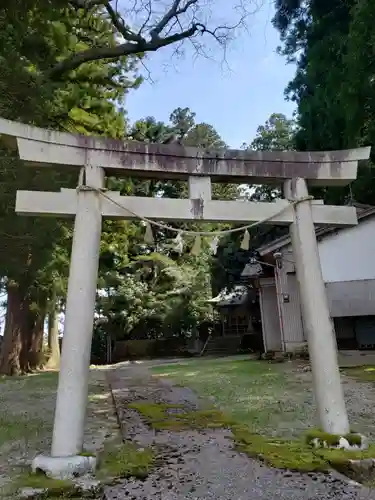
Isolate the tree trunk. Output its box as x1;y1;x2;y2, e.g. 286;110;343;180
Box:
0;282;28;376
19;305;47;372
46;309;60;369
27;312;46;371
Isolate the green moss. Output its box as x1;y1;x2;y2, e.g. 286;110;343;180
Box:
79;450;96;457
8;471;74;498
129;402;233;431
128;402;180;423
345;433;363;446
233;428;375;474
305;429;341;447
232;427;328;472
130;401;375;474
305;429;365;448
342;366;375;382
97;441;154;480
129;401;329;472
317;443;375;462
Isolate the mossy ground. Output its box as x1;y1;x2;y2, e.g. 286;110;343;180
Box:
151;358;311;438
3;471;75;499
128;402;234;431
5;440;154;499
148;359;375;477
342;365;375;382
305;429;364;447
129;400;331;472
97;439;154;480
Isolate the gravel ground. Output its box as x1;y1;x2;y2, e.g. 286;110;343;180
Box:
0;367;118;495
284;363;375;438
148;358;375;440
105;363;375;500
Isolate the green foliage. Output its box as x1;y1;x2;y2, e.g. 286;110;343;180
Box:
212;112;295;293
246;113;296;153
97;246;215;340
273;0;375;205
0;0;136;284
96;107;235;345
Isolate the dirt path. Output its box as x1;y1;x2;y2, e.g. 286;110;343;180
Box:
105;363;375;500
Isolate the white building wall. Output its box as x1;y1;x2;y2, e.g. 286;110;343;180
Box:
317;216;375;283
262;215;375;351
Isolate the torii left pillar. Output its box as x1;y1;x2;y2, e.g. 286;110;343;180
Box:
33;165;104;478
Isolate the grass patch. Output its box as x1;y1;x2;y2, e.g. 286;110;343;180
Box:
149;358;375;477
343;365;375;383
97;441;154;480
152;358;310;437
0;371;58;387
0;414;48;447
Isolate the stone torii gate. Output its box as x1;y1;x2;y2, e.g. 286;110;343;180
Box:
0;118;370;478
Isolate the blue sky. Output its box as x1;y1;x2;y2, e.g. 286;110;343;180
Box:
125;1;296;148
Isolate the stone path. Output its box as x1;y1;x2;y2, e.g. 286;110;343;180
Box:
104;363;375;500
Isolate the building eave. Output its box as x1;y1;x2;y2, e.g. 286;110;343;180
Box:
257;205;375;257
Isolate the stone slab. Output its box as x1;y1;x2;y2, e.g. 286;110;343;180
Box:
0;117;370;185
16;189;358;227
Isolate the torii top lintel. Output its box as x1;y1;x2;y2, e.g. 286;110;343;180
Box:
0;118;370;186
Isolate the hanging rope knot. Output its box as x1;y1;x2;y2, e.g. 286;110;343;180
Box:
76;185;96;193
297;195;314;204
76;185;108;193
287;195;315;205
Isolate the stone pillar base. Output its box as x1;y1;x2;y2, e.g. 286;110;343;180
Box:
32;454;96;480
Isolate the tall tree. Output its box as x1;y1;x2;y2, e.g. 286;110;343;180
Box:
273;0;375;205
246;113;296;152
0;3;136;374
245;113;296;202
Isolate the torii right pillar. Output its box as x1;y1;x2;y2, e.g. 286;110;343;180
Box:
285;178;349;435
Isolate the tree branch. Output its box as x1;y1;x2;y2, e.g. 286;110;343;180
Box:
47;0;254;79
49;24;200;78
104;2;144;42
138;0;153;35
150;0;199;39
